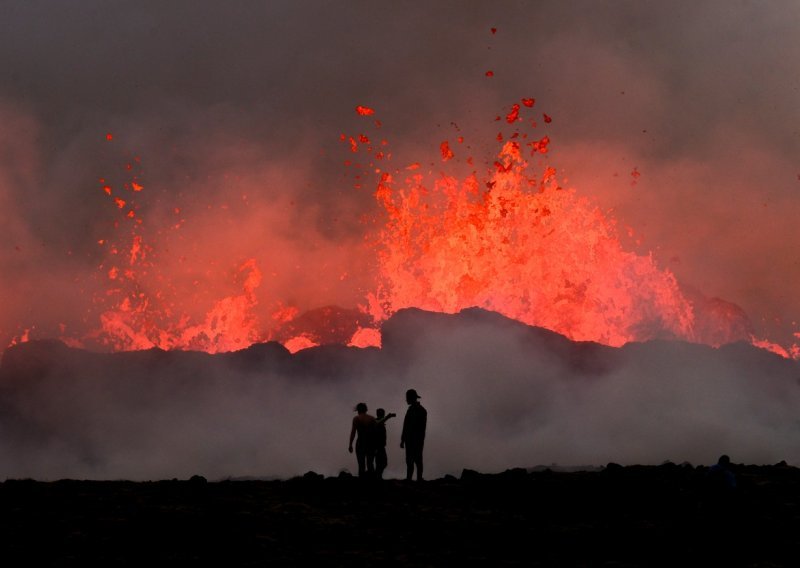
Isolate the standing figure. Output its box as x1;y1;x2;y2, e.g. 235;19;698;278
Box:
374;408;396;479
348;402;376;478
707;454;737;494
400;389;427;481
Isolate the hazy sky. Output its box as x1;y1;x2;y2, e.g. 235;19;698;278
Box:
1;1;799;347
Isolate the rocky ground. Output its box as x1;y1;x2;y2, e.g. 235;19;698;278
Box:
1;462;799;566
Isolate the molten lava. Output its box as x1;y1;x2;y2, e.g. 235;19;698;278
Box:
365;140;694;346
350;101;796;356
6;99;798;358
93;258;262;353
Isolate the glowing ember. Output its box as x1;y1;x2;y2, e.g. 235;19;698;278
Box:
8;329;30;346
440;141;455;161
506;104;521;124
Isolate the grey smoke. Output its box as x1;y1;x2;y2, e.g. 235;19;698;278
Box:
1;309;798;481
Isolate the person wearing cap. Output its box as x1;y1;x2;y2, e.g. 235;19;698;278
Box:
400;388;427;481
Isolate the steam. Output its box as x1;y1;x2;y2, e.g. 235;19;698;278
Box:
1;310;798;480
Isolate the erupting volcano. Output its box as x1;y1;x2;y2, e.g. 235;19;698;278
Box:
4;101;797;359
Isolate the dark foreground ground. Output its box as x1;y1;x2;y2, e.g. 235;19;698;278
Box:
1;463;799;566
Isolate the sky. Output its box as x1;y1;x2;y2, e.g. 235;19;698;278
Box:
1;0;799;348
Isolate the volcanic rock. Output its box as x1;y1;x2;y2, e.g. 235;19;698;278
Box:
1;465;799;565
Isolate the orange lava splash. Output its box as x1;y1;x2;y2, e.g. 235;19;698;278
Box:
364;140;695;346
92;257;262;353
350;102;798;357
64;155;268;354
69;148;375;354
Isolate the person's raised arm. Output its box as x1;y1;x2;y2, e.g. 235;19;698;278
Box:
376;412;396;425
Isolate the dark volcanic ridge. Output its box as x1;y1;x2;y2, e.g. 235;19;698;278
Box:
1;308;799;481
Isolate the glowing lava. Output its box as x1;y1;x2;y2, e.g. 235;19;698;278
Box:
92;257;262;353
6;100;798;358
365;141;694;346
350;102;797;357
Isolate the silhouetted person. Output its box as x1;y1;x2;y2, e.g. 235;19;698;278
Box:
700;454;741;558
702;454;739;522
707;454;737;493
401;389;427;481
374;408;396;479
348;402;377;478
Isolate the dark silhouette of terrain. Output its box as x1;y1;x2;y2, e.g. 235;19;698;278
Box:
1;463;800;565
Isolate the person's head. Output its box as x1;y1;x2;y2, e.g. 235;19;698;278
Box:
405;389;421;404
718;455;731;466
355;402;367;414
376;408;385;419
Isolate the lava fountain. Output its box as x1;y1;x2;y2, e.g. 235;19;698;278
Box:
5;100;798;359
366;139;695;346
349;101;793;356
